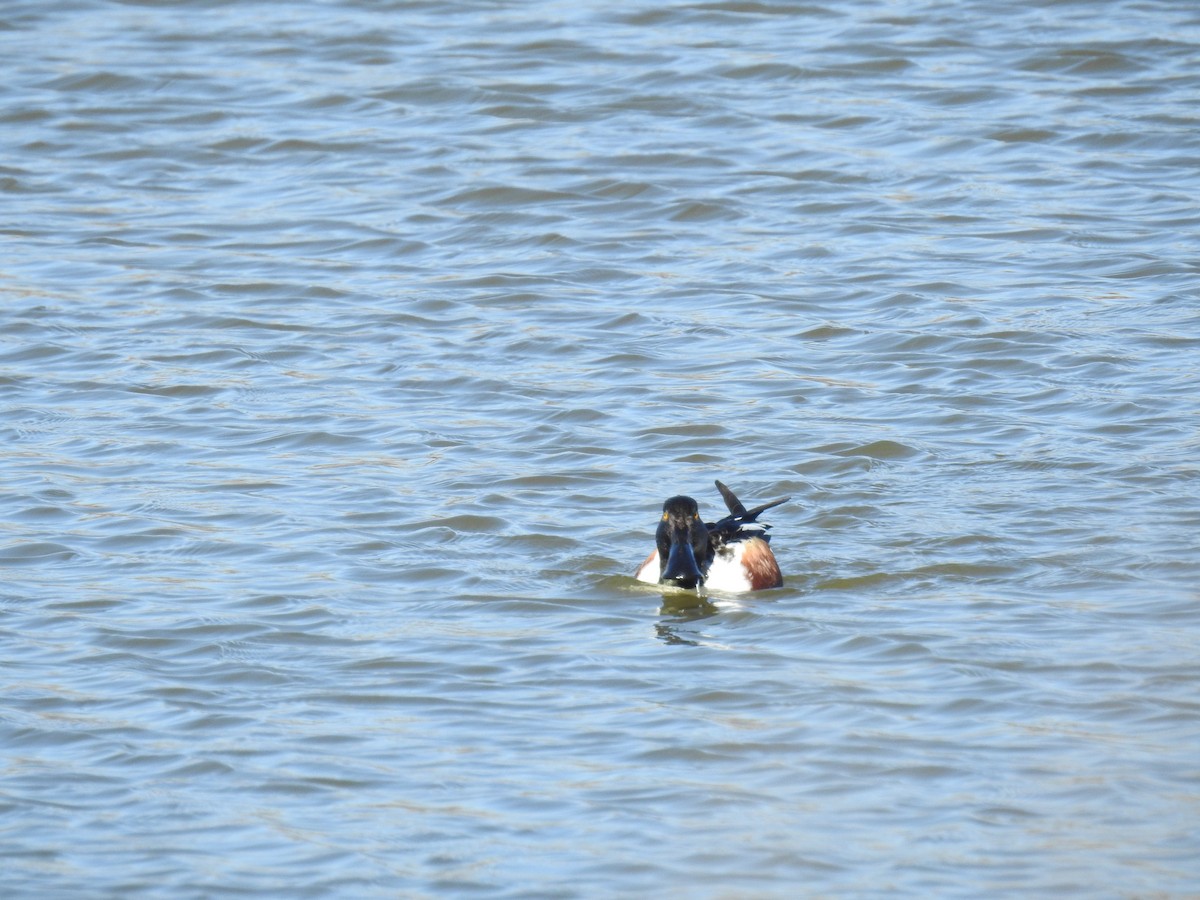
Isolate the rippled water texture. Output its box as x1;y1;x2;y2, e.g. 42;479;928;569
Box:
2;0;1199;896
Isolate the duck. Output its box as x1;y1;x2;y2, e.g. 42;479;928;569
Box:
634;480;789;592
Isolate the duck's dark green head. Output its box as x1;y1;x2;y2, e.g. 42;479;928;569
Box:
655;495;710;589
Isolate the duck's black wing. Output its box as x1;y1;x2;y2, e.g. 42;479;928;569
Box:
715;480;748;517
709;480;790;545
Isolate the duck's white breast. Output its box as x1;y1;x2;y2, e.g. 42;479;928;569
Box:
634;549;660;584
701;543;754;593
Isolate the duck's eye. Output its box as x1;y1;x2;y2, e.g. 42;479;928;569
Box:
693;514;700;520
662;512;669;521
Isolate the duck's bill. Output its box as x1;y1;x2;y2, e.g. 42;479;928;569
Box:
660;532;704;589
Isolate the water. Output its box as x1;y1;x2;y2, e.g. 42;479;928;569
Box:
2;0;1199;895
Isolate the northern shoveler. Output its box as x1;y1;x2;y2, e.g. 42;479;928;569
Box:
634;480;789;592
